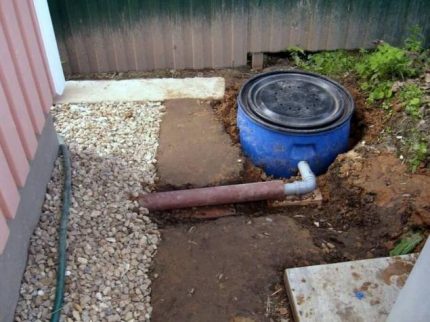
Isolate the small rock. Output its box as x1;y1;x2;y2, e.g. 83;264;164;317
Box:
125;311;133;321
73;304;83;312
107;314;121;322
77;257;88;265
326;242;336;249
72;310;81;321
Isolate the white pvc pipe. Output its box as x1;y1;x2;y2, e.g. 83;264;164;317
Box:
33;0;65;95
387;237;430;322
284;161;317;195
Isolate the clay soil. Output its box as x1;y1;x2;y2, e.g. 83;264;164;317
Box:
151;70;430;321
73;65;430;321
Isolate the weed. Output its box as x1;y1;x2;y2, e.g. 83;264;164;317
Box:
356;43;416;81
404;25;424;53
406;130;428;172
287;46;306;67
381;98;394;111
287;46;305;54
398;83;424;118
286;48;358;77
384;126;393;134
355;43;417;103
409;140;428;172
301;51;357;77
361;80;393;103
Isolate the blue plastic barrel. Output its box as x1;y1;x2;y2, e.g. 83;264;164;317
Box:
237;71;354;178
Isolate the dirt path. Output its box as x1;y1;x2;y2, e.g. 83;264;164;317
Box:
151;215;322;322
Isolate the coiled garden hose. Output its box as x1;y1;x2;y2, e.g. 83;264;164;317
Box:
50;140;72;322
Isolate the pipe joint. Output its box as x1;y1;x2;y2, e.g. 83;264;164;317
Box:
283;161;317;195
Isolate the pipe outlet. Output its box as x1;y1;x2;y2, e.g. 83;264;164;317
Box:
283;161;316;195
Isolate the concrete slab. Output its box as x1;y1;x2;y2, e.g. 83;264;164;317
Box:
284;254;417;322
156;99;243;189
55;78;225;103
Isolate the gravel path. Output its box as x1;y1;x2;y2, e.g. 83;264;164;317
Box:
15;102;163;322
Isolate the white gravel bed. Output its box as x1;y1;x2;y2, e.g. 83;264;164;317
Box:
15;102;163;322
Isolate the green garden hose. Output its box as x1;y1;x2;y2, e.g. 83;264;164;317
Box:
50;140;72;322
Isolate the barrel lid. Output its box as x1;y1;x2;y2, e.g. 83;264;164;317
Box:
239;71;354;133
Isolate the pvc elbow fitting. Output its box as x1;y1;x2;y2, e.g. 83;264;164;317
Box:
283;161;317;195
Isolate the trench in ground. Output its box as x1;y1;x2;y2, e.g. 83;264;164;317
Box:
147;72;406;322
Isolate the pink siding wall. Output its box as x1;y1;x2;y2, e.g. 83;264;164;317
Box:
0;212;9;254
0;0;55;252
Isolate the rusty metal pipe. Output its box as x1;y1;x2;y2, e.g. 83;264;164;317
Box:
139;180;285;211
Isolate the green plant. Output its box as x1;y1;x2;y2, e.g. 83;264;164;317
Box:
390;232;423;256
301;51;357;76
355;43;417;103
287;46;306;67
398;83;424;118
404;25;424;53
287;46;304;54
407;131;428;172
361;80;393;103
384;126;393;134
381;98;394;111
356;43;416;81
410;140;428;172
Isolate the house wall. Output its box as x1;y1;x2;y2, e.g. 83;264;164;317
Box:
0;1;60;320
49;0;430;75
0;0;55;251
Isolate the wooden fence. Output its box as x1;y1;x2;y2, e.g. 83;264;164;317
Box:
49;0;430;74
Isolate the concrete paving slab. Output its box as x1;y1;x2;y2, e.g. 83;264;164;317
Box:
284;254;417;322
156;99;243;189
55;78;225;103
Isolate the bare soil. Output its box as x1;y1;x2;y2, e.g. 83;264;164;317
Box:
151;215;322;322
